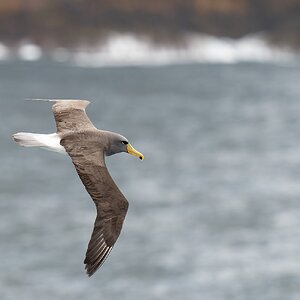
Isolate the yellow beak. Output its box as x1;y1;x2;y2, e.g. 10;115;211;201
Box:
127;143;144;160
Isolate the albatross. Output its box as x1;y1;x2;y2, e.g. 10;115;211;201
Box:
12;99;144;276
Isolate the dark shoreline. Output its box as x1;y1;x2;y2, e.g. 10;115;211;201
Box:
2;0;300;49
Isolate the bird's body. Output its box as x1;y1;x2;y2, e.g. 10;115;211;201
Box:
13;99;144;276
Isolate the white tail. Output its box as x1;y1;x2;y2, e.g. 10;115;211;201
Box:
12;132;66;154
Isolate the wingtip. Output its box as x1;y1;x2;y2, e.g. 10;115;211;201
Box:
84;246;113;277
25;98;91;103
25;98;55;102
85;264;96;277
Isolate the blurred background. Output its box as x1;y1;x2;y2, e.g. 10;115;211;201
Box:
2;1;300;300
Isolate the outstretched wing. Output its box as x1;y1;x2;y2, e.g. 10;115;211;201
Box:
51;99;96;133
61;133;129;276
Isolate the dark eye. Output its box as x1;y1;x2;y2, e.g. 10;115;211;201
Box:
121;141;128;145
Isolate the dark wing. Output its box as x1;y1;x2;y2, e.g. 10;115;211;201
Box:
51;99;96;134
61;133;129;276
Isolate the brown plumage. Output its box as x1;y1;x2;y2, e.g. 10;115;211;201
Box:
52;100;96;133
60;132;128;276
13;99;144;276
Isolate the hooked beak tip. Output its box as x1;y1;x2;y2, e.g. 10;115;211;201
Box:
127;143;144;161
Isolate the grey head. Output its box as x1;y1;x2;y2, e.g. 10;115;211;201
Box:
102;131;144;160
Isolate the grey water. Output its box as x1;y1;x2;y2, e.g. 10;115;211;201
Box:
1;60;300;300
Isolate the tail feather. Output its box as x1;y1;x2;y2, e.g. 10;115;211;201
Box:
13;132;46;147
12;132;66;154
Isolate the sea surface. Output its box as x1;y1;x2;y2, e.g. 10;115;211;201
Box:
1;60;300;300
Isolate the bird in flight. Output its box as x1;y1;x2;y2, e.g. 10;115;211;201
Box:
12;99;144;276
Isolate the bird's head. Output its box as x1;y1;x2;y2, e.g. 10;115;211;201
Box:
104;131;144;160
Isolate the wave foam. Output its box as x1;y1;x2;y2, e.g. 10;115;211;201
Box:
69;33;295;67
0;43;9;60
0;33;296;66
18;43;42;61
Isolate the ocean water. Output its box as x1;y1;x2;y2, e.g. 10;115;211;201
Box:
1;60;300;300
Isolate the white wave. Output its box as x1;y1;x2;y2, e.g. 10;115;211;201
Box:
0;43;9;60
0;33;296;66
67;33;296;67
18;42;42;61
